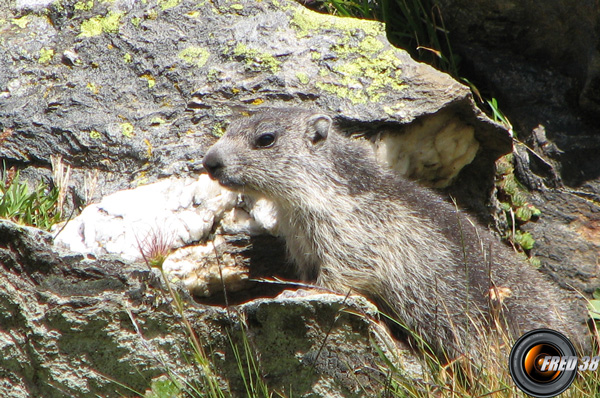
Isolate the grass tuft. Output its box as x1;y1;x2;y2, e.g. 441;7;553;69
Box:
0;162;64;230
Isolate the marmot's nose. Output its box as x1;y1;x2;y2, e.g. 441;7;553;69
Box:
202;149;223;179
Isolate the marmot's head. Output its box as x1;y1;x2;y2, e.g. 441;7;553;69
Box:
202;108;335;201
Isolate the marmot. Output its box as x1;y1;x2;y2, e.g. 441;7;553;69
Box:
202;107;583;361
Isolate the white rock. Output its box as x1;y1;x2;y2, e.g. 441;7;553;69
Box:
53;176;238;261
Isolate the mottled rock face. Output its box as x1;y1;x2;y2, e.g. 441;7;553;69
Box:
0;0;508;204
2;220;418;398
5;0;597;395
2;0;514;304
429;0;600;295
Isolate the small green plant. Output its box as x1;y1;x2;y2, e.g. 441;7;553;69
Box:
136;228;229;398
495;154;541;253
589;288;600;330
144;376;183;398
487;97;513;132
0;165;63;230
313;0;381;20
228;328;272;398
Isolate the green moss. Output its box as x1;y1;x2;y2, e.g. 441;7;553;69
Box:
38;48;54;64
230;3;243;10
233;44;280;73
150;117;165;126
120;122;134;138
123;53;132;63
131;17;141;27
89;130;102;139
158;0;180;11
80;11;123;37
178;46;210;68
11;16;29;29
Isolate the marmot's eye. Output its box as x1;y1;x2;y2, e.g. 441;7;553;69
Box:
256;133;276;148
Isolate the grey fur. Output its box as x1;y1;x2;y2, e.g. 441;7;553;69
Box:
203;108;584;360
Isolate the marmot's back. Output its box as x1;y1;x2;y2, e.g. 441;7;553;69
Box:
203;108;585;361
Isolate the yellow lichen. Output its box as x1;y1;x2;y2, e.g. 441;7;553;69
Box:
296;72;309;85
359;36;385;53
74;0;94;11
144;138;153;158
12;16;29;29
38;48;54;64
86;82;99;94
290;6;382;38
318;49;406;104
120;122;134;137
178;46;210;68
233;44;280;73
158;0;181;11
79;11;123;37
141;74;156;89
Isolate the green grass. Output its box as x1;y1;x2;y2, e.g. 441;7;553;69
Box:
134;224;600;397
375;327;600;398
0;165;63;230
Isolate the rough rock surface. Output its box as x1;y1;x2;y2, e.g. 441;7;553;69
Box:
1;0;596;395
434;0;600;296
1;219;418;397
0;0;508;204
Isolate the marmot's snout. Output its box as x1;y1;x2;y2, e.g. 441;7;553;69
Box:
202;146;243;189
202;148;223;181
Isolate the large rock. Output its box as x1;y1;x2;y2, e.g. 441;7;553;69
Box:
0;0;508;206
1;220;418;397
431;0;600;296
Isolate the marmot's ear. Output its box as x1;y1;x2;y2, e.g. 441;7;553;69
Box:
306;114;331;145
